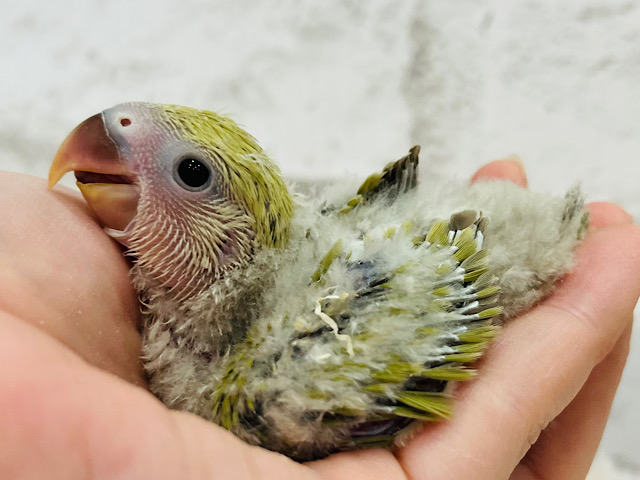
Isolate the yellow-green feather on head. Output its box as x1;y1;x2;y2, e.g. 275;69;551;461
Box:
161;104;294;248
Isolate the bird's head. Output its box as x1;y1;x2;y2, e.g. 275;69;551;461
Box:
49;102;294;296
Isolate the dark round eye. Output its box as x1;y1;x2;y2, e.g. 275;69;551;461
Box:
174;157;211;191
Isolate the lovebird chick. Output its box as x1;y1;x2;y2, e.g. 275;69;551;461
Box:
49;102;588;461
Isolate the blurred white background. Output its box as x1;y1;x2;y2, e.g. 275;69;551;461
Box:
1;1;638;477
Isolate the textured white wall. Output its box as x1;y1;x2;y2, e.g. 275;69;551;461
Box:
1;1;638;477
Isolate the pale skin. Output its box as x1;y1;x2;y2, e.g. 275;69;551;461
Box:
1;160;638;480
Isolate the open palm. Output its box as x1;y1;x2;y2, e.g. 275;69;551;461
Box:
1;161;638;480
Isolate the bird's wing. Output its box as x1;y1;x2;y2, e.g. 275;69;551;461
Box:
210;206;503;460
327;145;420;215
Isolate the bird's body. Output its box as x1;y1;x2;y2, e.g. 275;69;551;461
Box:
49;102;587;460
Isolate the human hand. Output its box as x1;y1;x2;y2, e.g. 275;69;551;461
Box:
1;161;638;480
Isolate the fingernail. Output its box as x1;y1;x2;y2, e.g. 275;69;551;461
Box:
505;154;526;175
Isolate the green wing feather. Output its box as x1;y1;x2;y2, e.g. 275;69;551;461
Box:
210;196;503;460
338;145;420;214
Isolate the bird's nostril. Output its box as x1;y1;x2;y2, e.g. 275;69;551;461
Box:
120;117;132;127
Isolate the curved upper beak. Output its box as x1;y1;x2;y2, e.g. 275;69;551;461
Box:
49;113;140;231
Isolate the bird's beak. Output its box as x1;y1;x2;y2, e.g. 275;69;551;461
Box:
49;113;140;231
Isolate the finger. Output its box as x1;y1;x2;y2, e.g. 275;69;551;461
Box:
397;224;640;480
471;158;528;187
0;172;142;385
587;201;633;229
511;322;632;480
308;449;408;480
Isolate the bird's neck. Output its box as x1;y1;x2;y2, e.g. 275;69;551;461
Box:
133;259;274;414
133;249;274;361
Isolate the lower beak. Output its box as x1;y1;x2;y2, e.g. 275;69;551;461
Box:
49;113;140;231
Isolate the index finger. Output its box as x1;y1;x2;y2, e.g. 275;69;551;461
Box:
0;172;143;385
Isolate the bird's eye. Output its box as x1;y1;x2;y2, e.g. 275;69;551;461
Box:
174;157;212;191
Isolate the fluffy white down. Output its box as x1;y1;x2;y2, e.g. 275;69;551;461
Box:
135;175;585;459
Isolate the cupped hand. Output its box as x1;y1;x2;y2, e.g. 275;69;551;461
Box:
1;163;638;480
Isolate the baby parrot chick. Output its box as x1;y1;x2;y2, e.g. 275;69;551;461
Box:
49;102;588;461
